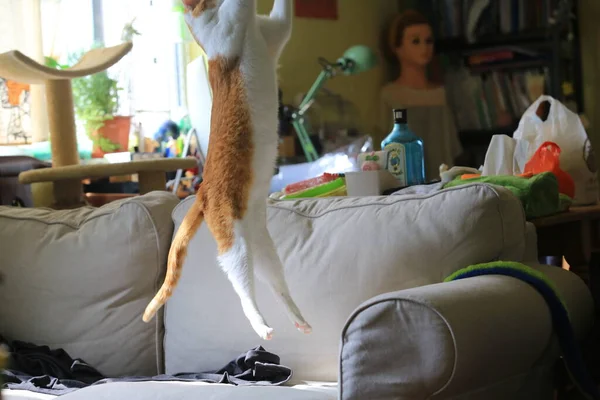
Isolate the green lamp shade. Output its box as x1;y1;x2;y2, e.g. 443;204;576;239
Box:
337;45;377;75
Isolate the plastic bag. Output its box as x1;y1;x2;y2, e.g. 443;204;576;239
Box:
482;134;531;176
523;141;575;198
270;136;373;193
483;95;597;205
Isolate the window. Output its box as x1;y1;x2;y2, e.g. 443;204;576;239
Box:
41;0;187;139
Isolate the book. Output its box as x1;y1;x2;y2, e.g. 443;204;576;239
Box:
430;0;554;39
444;68;548;131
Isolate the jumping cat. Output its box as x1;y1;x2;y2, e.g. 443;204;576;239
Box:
143;0;311;340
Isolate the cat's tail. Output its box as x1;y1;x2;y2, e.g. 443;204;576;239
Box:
142;197;204;323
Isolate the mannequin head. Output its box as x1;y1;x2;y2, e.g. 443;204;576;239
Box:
390;10;434;69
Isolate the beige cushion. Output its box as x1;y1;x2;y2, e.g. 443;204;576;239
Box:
0;192;179;377
164;184;529;381
46;382;338;400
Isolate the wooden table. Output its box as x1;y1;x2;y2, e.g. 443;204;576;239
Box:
531;204;600;285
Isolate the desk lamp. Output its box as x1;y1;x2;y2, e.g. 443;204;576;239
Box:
291;45;377;162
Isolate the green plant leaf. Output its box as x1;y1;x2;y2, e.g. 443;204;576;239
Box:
94;135;121;152
60;47;128;154
69;52;122;131
45;56;69;70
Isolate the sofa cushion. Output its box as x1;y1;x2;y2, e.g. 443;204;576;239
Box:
0;192;179;377
48;381;337;400
3;390;56;400
164;183;528;382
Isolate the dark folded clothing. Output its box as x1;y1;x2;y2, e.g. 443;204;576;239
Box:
6;339;105;384
2;371;89;395
1;335;104;395
0;336;291;396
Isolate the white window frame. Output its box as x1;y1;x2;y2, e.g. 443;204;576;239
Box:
51;0;187;137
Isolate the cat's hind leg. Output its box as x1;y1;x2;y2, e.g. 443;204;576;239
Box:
210;218;273;340
250;218;312;334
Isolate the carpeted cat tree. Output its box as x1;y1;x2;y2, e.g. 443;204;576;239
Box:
0;42;196;209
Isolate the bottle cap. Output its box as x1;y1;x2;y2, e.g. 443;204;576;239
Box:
393;109;407;124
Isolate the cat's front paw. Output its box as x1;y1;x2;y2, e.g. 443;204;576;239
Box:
253;324;274;341
295;321;312;335
182;0;216;16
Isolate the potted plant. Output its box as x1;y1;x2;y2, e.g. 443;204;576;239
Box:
71;64;131;158
47;50;131;158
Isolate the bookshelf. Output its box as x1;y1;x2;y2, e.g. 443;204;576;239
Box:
397;0;583;168
436;29;562;53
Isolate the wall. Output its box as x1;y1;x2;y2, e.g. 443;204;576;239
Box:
186;0;399;144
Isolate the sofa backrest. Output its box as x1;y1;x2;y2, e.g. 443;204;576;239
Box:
164;184;528;382
0;192;179;377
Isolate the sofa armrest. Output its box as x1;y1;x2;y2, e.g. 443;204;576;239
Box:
339;264;593;400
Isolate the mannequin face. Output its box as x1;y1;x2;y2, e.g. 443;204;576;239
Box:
395;24;434;67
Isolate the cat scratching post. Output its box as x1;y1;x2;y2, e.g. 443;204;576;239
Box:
0;43;197;208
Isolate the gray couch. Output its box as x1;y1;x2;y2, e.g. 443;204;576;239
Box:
0;184;594;399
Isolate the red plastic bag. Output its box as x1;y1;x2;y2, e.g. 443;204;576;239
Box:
523;141;575;198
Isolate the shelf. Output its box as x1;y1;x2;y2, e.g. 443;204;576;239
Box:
459;125;517;147
468;59;552;73
436;30;558;54
19;158;198;184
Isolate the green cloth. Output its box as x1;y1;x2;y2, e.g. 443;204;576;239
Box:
443;172;572;219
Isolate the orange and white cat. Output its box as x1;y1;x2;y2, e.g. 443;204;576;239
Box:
143;0;311;340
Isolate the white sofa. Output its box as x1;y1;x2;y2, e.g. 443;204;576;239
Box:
0;184;594;399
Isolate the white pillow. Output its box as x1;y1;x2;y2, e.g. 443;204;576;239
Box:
0;192;179;377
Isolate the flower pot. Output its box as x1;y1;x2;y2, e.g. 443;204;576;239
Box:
91;116;131;158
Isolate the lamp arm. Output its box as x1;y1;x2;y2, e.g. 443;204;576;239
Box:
291;118;319;162
288;68;333;163
297;69;333;113
284;46;376;164
289;59;352;162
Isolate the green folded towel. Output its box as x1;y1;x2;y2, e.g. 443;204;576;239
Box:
443;172;571;219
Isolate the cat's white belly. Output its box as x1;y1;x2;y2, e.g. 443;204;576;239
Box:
249;138;278;199
239;37;280;203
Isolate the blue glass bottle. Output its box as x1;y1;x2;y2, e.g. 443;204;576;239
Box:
381;109;425;186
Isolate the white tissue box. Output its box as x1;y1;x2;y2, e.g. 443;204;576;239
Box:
357;151;388;170
345;170;402;196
